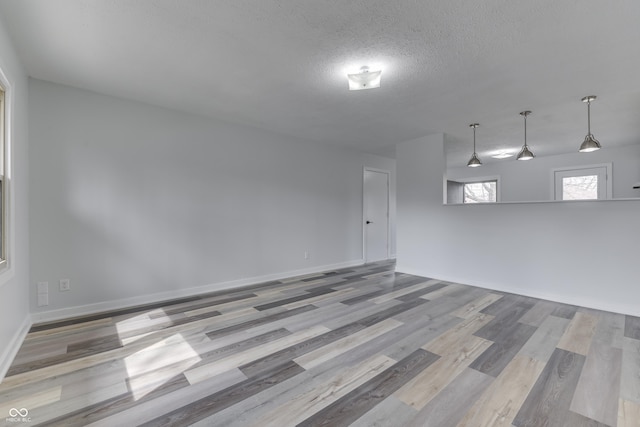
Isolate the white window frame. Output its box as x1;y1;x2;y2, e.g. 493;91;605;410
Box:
0;87;5;265
551;163;612;201
0;65;14;284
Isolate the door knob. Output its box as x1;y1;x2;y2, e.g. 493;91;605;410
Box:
366;220;373;224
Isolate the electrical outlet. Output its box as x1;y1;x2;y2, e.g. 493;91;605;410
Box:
37;293;49;307
59;279;70;292
37;282;49;294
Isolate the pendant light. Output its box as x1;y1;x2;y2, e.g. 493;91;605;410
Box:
579;95;601;152
517;111;534;160
467;123;482;167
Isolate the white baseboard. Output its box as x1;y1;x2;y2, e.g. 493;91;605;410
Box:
31;259;365;324
395;264;640;317
0;314;32;383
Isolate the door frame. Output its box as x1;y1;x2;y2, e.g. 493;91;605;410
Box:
362;167;391;263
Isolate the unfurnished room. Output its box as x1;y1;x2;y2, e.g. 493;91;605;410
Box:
0;1;639;426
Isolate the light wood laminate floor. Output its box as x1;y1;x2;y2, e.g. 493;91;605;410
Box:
2;261;640;426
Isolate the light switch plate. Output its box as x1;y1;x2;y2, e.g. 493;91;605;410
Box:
37;281;49;294
59;279;70;292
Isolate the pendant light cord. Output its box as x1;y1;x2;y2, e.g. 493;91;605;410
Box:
473;126;476;153
587;100;591;135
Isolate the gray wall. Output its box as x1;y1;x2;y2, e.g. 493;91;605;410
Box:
447;143;640;202
397;133;640;316
0;17;30;379
28;79;395;321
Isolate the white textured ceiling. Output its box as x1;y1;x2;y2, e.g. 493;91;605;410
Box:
1;0;639;166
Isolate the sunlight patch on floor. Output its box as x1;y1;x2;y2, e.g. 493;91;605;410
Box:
115;309;170;345
124;333;201;400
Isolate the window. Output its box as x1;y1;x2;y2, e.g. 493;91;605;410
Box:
446;177;500;204
561;175;598;200
0;86;5;264
463;180;497;203
553;165;611;201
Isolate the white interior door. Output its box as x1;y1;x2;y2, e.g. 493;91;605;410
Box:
364;169;389;262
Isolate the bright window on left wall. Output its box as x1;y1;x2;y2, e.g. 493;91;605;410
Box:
0;85;6;266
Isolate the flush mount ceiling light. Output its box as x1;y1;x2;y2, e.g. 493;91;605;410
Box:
347;66;382;91
517;111;535;161
579;95;602;153
467;123;482;167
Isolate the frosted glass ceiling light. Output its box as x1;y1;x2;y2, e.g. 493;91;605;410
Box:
517;111;535;161
347;66;382;91
579;95;602;153
467;123;482;167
